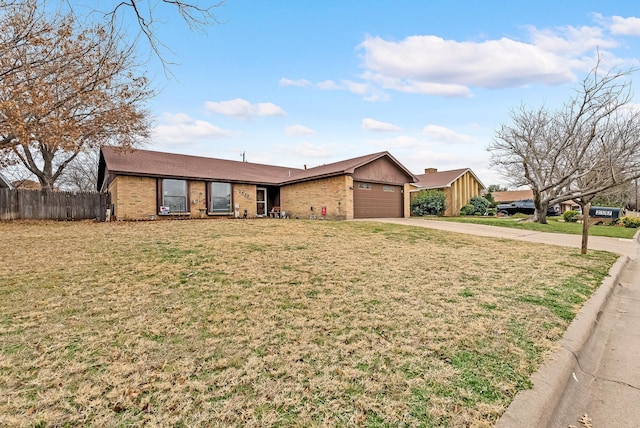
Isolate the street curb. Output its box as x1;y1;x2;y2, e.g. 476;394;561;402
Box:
496;254;631;428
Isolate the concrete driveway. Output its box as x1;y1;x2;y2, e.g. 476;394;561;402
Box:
356;217;638;256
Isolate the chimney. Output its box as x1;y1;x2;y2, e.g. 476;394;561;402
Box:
424;168;438;174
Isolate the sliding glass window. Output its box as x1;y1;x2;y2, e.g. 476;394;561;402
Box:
209;182;232;214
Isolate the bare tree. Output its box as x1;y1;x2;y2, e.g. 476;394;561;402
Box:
104;1;223;60
489;60;640;228
0;0;152;191
57;148;100;192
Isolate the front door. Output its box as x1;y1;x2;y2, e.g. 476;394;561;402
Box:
256;188;267;217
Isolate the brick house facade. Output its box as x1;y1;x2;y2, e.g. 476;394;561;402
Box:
98;147;417;221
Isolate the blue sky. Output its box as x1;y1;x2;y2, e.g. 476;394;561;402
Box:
127;1;640;187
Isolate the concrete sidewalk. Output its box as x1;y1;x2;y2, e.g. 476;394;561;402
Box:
354;218;640;427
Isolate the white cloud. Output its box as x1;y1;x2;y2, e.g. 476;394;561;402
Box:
423;125;474;144
600;14;640;36
279;78;311;87
205;98;287;119
285;125;316;136
361;70;472;97
278;18;626;101
316;80;342;90
152;113;234;144
343;80;369;95
361;118;402;132
316;79;372;96
359;34;578;93
527;24;615;56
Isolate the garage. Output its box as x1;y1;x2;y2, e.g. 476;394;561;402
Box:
353;181;403;218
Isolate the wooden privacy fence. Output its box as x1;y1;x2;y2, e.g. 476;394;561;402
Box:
0;188;109;221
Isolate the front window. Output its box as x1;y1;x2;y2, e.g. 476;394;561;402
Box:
161;179;188;213
209;182;232;214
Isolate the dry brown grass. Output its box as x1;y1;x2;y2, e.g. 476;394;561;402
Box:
0;219;618;427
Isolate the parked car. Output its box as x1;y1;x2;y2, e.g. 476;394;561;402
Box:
496;199;560;216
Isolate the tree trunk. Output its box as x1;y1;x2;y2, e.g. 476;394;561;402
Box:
533;193;549;224
580;202;591;255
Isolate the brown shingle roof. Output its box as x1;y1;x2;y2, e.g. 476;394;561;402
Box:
284;151;417;184
413;168;485;190
100;146;298;185
99;147;417;187
492;189;533;203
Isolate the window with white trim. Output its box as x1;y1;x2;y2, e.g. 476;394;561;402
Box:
383;185;395;192
209;182;232;214
358;183;371;190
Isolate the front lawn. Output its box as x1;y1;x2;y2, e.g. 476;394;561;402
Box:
0;220;618;426
433;215;637;239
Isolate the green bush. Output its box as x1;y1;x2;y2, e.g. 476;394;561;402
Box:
621;216;640;228
469;196;490;215
563;210;580;223
460;204;475;216
411;190;446;216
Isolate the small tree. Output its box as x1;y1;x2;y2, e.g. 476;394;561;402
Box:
411;190;446;216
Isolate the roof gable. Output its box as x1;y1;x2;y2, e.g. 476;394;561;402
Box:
492;189;533;203
284;151;417;184
413;168;485;190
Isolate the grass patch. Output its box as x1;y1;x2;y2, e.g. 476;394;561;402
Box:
0;219;618;426
433;215;637;238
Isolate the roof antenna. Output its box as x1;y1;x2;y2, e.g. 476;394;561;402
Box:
241;151;246;162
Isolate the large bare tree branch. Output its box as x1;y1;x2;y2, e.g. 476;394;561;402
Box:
489;56;640;228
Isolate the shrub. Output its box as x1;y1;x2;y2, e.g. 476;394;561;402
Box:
411;190;446;216
621;216;640;228
563;210;580;223
469;196;490;215
460;204;475;216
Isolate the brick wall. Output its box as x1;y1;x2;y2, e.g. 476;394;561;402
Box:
281;175;352;220
110;176;157;220
110;174;368;221
233;184;257;218
110;176;263;220
189;181;207;217
403;183;412;218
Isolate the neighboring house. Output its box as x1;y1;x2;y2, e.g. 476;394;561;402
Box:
98;146;418;221
410;168;485;216
560;200;581;213
0;172;12;189
491;189;534;204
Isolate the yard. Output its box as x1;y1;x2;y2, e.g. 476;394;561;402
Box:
0;220;618;427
